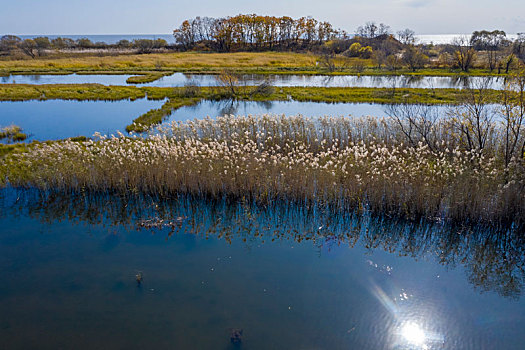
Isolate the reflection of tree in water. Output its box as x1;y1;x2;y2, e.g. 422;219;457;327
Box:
253;100;274;110
2;189;524;299
29;74;42;82
216;99;239;116
214;100;274;116
402;75;424;87
319;75;336;87
448;76;497;90
375;75;399;88
449;76;471;88
244;74;273;86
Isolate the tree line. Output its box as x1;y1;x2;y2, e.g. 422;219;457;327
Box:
173;14;347;51
2;14;525;75
0;35;169;57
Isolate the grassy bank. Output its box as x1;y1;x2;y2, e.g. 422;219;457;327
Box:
0;52;518;77
126;98;201;132
1;115;523;228
0;83;501;104
125;72;172;84
0;83;147;101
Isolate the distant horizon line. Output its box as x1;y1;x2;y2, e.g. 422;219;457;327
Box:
5;32;515;36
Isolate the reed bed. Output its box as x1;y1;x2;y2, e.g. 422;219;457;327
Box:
1;114;524;228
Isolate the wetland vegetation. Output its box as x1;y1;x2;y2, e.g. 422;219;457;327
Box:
0;124;26;142
2;110;524;229
2;13;525;349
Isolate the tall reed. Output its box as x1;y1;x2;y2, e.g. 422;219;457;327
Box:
1;114;523;227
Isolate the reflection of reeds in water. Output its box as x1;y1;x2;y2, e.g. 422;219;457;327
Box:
0;114;523;227
2;189;524;298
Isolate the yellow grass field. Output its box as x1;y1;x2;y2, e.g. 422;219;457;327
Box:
0;52;321;71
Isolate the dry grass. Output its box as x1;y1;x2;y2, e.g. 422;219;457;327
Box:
0;52;319;72
1;114;523;228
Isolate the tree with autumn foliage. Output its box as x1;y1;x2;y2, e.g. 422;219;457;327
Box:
173;14;344;52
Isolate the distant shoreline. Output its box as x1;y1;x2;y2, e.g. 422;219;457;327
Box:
3;33;520;45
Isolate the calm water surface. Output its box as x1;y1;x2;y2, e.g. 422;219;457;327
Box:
1;99;450;140
164;100;450;124
1;74;134;85
0;191;524;349
1;73;508;89
149;74;506;90
0;99;164;141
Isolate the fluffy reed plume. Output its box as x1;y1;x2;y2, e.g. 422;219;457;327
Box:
1;114;524;227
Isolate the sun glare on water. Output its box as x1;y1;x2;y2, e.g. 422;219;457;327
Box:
401;322;427;348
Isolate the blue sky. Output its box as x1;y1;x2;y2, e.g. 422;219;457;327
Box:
1;0;524;35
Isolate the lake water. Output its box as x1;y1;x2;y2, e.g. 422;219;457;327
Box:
148;74;506;90
1;74;134;86
0;99;164;141
164;100;450;124
0;190;523;349
0;99;451;141
1;73;508;90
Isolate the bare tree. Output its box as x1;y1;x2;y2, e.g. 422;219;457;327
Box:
216;69;240;96
448;78;496;152
452;36;476;72
386;103;439;150
356;22;391;39
397;28;417;45
500;67;525;168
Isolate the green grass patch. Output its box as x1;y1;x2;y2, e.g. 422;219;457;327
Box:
126;98;201;132
0;84;146;101
126;72;171;84
0;125;27;142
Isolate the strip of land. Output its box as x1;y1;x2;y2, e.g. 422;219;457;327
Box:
0;52;517;77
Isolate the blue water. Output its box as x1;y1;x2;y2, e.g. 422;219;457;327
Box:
0;99;164;141
163;100;450;124
0;191;523;349
1;73;508;90
1;74;134;86
0;99;450;141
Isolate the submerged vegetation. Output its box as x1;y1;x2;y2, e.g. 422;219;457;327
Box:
1;113;524;229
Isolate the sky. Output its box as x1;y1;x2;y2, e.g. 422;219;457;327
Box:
1;0;524;35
